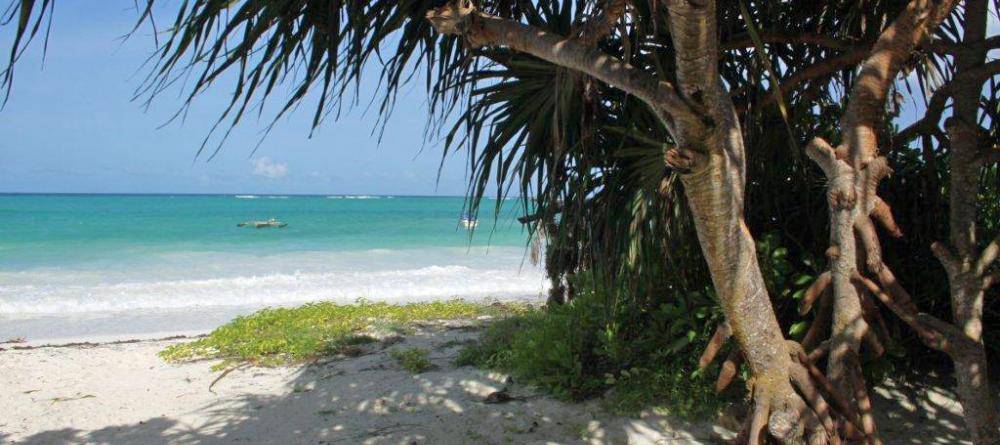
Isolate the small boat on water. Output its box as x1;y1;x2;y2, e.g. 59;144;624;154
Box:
238;218;288;229
459;213;479;229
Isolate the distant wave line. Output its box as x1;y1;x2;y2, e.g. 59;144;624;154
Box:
326;195;393;200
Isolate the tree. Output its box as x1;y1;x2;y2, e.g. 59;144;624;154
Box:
806;1;1000;442
3;0;998;443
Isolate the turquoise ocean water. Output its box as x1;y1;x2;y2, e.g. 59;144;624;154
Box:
0;194;546;341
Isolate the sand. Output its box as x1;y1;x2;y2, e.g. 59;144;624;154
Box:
0;324;976;445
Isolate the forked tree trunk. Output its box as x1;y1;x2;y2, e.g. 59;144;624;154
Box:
806;0;998;443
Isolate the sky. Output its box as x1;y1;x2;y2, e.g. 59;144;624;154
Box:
0;2;471;196
2;4;995;196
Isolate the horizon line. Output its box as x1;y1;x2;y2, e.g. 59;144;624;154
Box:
0;192;521;199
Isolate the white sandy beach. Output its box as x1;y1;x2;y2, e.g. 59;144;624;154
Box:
0;324;977;445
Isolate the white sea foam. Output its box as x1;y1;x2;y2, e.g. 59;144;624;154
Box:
234;195;259;199
0;247;546;316
326;195;384;200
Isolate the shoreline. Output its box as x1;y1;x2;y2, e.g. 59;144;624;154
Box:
0;294;547;346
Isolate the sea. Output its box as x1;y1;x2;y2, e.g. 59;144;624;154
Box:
0;194;547;342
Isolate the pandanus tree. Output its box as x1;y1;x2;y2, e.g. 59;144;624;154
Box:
799;0;1000;442
3;0;999;443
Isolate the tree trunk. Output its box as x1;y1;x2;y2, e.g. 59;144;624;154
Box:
665;2;817;441
805;138;882;442
951;328;999;445
681;150;809;442
955;353;1000;444
938;2;1000;440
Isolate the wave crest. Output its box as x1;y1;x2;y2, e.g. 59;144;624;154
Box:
0;265;546;315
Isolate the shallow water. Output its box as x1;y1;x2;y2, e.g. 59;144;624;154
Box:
0;194;546;341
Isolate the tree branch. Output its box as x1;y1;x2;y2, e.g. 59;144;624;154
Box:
664;0;721;119
426;3;703;136
985;270;999;290
975;234;1000;277
926;35;1000;55
893;60;1000;147
748;49;868;110
931;241;960;278
842;0;960;166
804;137;845;179
576;0;627;46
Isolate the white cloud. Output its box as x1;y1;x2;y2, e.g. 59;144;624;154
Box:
251;157;288;179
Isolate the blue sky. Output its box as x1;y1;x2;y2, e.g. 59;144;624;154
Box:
2;4;993;195
0;2;470;195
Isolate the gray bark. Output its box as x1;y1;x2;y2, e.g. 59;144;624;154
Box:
934;1;1000;442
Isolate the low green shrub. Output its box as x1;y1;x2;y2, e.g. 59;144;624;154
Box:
160;299;528;368
456;282;732;418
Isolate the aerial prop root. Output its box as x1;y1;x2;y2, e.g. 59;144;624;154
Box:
734;370;835;445
800;272;832;315
699;325;868;443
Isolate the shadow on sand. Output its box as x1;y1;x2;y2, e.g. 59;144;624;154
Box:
0;326;985;445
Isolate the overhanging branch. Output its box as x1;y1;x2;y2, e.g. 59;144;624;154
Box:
842;0;960;166
426;3;704;136
737;49;868;111
894;60;1000;147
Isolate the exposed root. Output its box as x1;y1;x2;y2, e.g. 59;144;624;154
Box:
800;272;832;315
808;341;829;363
851;367;882;445
791;343;865;436
858;291;887;358
698;320;884;444
789;362;839;444
802;292;832;350
855;216;884;273
740;387;771;445
699;321;732;369
701;339;886;444
861;330;884;360
870;197;902;238
873;267;919;314
716;348;743;393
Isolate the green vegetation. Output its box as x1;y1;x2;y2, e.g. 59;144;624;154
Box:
456;282;731;419
159;300;527;368
390;347;435;373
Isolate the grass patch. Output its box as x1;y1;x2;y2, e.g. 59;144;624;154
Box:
391;347;435;373
455;290;731;419
160;299;528;368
